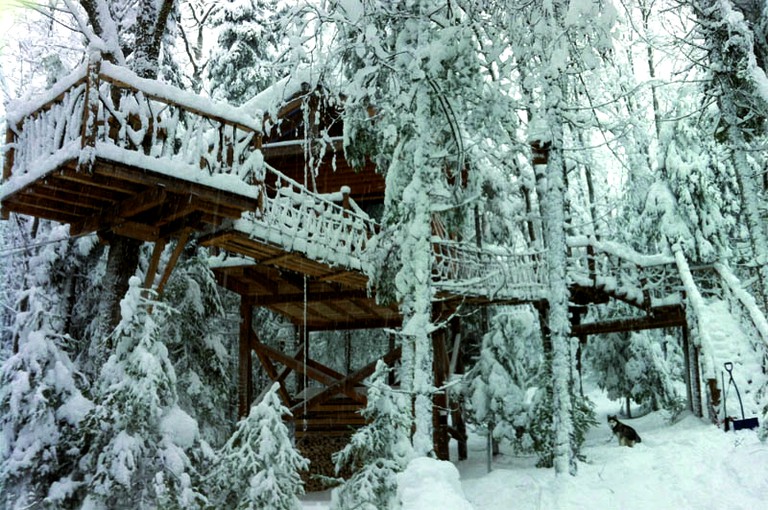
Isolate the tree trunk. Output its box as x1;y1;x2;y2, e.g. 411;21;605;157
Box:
535;137;576;475
100;236;141;344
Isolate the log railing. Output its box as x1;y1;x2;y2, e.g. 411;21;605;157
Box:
567;236;683;308
3;54;265;196
240;164;379;270
5;56;722;308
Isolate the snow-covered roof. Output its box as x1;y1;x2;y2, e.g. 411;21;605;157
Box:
241;65;320;117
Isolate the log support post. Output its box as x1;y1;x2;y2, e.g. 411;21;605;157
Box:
238;296;255;418
432;326;450;460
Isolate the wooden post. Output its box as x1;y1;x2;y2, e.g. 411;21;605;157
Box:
154;229;191;296
1;127;13;219
683;321;703;418
691;345;703;418
297;326;307;397
682;325;693;414
144;238;167;290
448;317;467;461
81;54;102;153
432;327;450;460
238;297;255;418
3;126;13;182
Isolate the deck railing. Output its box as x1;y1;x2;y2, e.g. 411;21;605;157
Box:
240;165;379;270
3;54;265;198
566;236;683;307
4;57;709;307
4;71;89;184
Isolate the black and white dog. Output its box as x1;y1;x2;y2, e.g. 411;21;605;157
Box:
607;415;642;447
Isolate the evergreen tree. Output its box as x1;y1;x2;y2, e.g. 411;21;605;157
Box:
310;0;496;456
467;308;541;442
77;277;204;509
521;379;596;469
206;382;308;510
587;330;684;417
626;332;685;414
161;252;237;447
686;0;768;306
330;361;414;510
0;230;92;509
208;0;287;105
652;93;740;263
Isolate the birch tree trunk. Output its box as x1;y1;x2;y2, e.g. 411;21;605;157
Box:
534;135;576;475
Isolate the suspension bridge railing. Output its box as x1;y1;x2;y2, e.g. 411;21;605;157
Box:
566;236;683;308
431;240;548;301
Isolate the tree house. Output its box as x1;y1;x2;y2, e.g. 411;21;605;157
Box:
3;56;744;487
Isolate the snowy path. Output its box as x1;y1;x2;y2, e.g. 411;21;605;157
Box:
461;393;768;510
301;390;768;510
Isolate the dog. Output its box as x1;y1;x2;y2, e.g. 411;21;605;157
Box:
607;415;642;447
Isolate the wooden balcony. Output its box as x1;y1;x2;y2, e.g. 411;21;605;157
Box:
1;56;264;242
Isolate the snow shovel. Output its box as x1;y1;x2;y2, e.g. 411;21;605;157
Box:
723;362;759;431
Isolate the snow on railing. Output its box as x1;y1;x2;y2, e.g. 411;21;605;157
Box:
4;68;89;185
92;60;263;180
3;55;265;195
567;236;683;307
235;164;379;271
431;240;548;301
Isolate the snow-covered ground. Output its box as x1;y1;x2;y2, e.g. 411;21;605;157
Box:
301;388;768;509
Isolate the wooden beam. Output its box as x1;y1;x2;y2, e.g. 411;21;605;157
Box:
252;341;366;403
570;305;685;337
291;346;402;414
20;186;109;210
158;210;204;239
252;331;293;407
47;176;131;202
154;229;191;295
92;163;259;212
2;200;82;224
251;289;370;307
295;317;403;332
144;238;167;289
109;221;160;241
71;186;168;236
57;165;143;194
6;192;99;217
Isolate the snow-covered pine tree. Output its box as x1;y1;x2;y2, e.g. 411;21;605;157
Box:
586;331;634;407
686;0;768;307
308;0;495;457
626;332;685;415
208;0;288;105
652;93;740;263
467;308;541;443
587;328;684;418
161;252;237;447
330;361;414;510
0;226;93;509
206;382;308;510
76;277;204;509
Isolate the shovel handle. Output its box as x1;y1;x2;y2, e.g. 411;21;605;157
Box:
724;362;734;375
